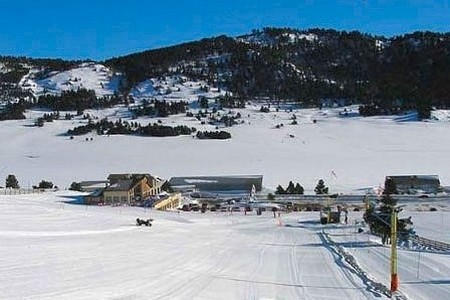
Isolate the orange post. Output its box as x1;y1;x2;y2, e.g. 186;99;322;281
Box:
391;274;399;292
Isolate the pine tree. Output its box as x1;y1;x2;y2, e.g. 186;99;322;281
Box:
314;179;329;195
275;185;285;194
376;186;397;244
199;96;208;109
5;174;19;189
380;179;397;215
286;181;295;194
384;177;398;194
364;178;413;244
294;183;304;194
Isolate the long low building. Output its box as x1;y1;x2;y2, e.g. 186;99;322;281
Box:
169;175;263;193
386;175;442;194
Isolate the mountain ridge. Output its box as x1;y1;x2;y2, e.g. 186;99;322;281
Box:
1;27;449;118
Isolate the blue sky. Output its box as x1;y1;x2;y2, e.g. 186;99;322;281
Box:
0;0;448;60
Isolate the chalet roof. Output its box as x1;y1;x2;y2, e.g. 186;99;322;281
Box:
107;173;152;181
105;179;134;192
107;174;133;181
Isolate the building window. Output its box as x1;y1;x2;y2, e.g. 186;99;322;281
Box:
113;196;119;203
106;196;112;203
121;196;127;203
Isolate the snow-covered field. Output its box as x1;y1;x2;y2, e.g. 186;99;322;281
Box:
0;192;448;299
6;63;450;193
1;104;450;194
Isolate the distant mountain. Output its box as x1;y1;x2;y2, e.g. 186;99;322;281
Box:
1;27;449;117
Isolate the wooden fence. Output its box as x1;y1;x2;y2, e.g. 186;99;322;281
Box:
0;188;44;195
410;235;450;252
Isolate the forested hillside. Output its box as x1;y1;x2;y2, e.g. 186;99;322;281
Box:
1;28;449;119
106;28;450;117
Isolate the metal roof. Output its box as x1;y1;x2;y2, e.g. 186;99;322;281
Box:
104;179;134;192
387;175;440;183
169;175;263;192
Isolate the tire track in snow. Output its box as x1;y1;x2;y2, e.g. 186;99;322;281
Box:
151;228;237;300
321;231;409;300
288;227;309;300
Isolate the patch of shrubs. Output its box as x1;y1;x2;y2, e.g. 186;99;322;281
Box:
33;180;54;189
37;89;121;111
259;106;270;113
67;118;196;137
138;124;195;137
216;95;245;109
196;130;231;140
35;112;60;127
69;182;82;191
67;122;97;135
130;100;187;118
0;101;28;121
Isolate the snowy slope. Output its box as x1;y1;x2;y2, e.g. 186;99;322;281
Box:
431;109;450;122
0;192;391;300
19;63;121;97
0;63;10;74
129;75;228;103
1;193;448;299
326;212;450;300
237;31;317;45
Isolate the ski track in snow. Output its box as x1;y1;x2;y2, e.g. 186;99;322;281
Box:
0;192;395;300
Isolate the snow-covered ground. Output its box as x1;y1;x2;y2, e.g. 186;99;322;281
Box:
237;31;317;46
2;104;450;193
0;63;10;74
129;75;228;104
19;63;121;97
327;208;450;300
0;192;448;299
